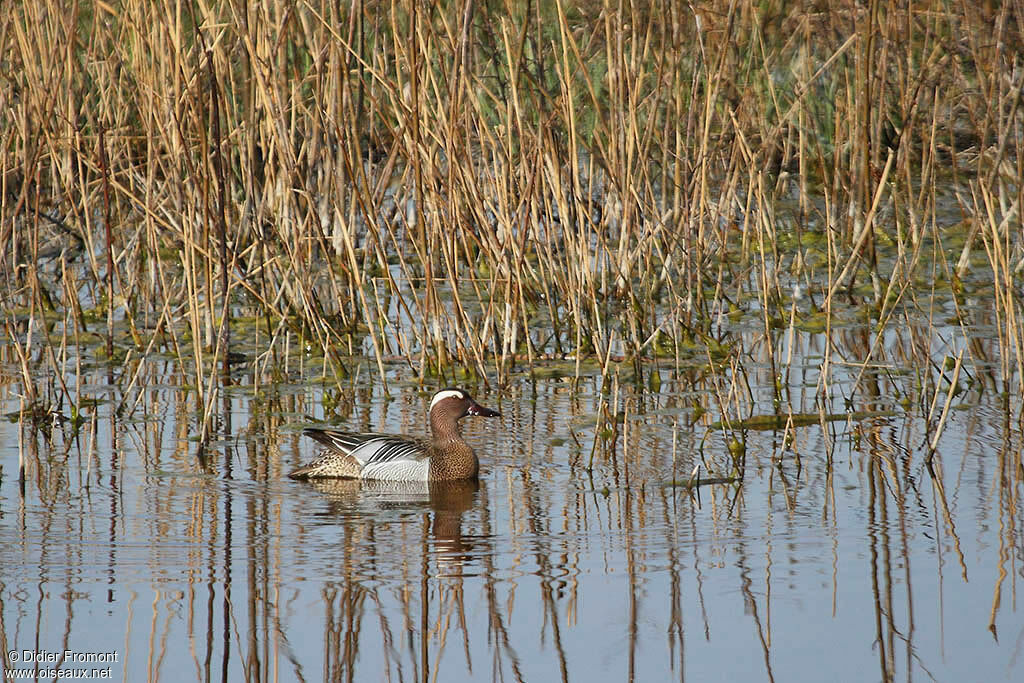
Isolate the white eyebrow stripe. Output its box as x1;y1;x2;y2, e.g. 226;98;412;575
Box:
430;389;465;410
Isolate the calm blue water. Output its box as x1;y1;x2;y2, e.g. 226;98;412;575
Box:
1;331;1021;682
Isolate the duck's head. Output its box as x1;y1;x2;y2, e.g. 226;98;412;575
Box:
430;388;501;421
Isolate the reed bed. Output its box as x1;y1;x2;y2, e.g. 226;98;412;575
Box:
2;0;1022;449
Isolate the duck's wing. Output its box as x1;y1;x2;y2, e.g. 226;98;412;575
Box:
302;428;430;466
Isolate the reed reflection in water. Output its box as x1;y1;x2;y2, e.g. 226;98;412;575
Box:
0;365;1021;682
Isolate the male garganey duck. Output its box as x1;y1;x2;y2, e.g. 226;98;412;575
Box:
289;388;501;481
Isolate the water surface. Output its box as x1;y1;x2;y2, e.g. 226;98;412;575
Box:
1;327;1021;682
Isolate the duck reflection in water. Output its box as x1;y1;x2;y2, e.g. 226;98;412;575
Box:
296;477;510;682
303;477;485;574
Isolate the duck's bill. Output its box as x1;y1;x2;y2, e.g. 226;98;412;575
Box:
467;401;501;418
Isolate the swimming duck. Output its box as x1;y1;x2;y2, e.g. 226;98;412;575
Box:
289;388;501;481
